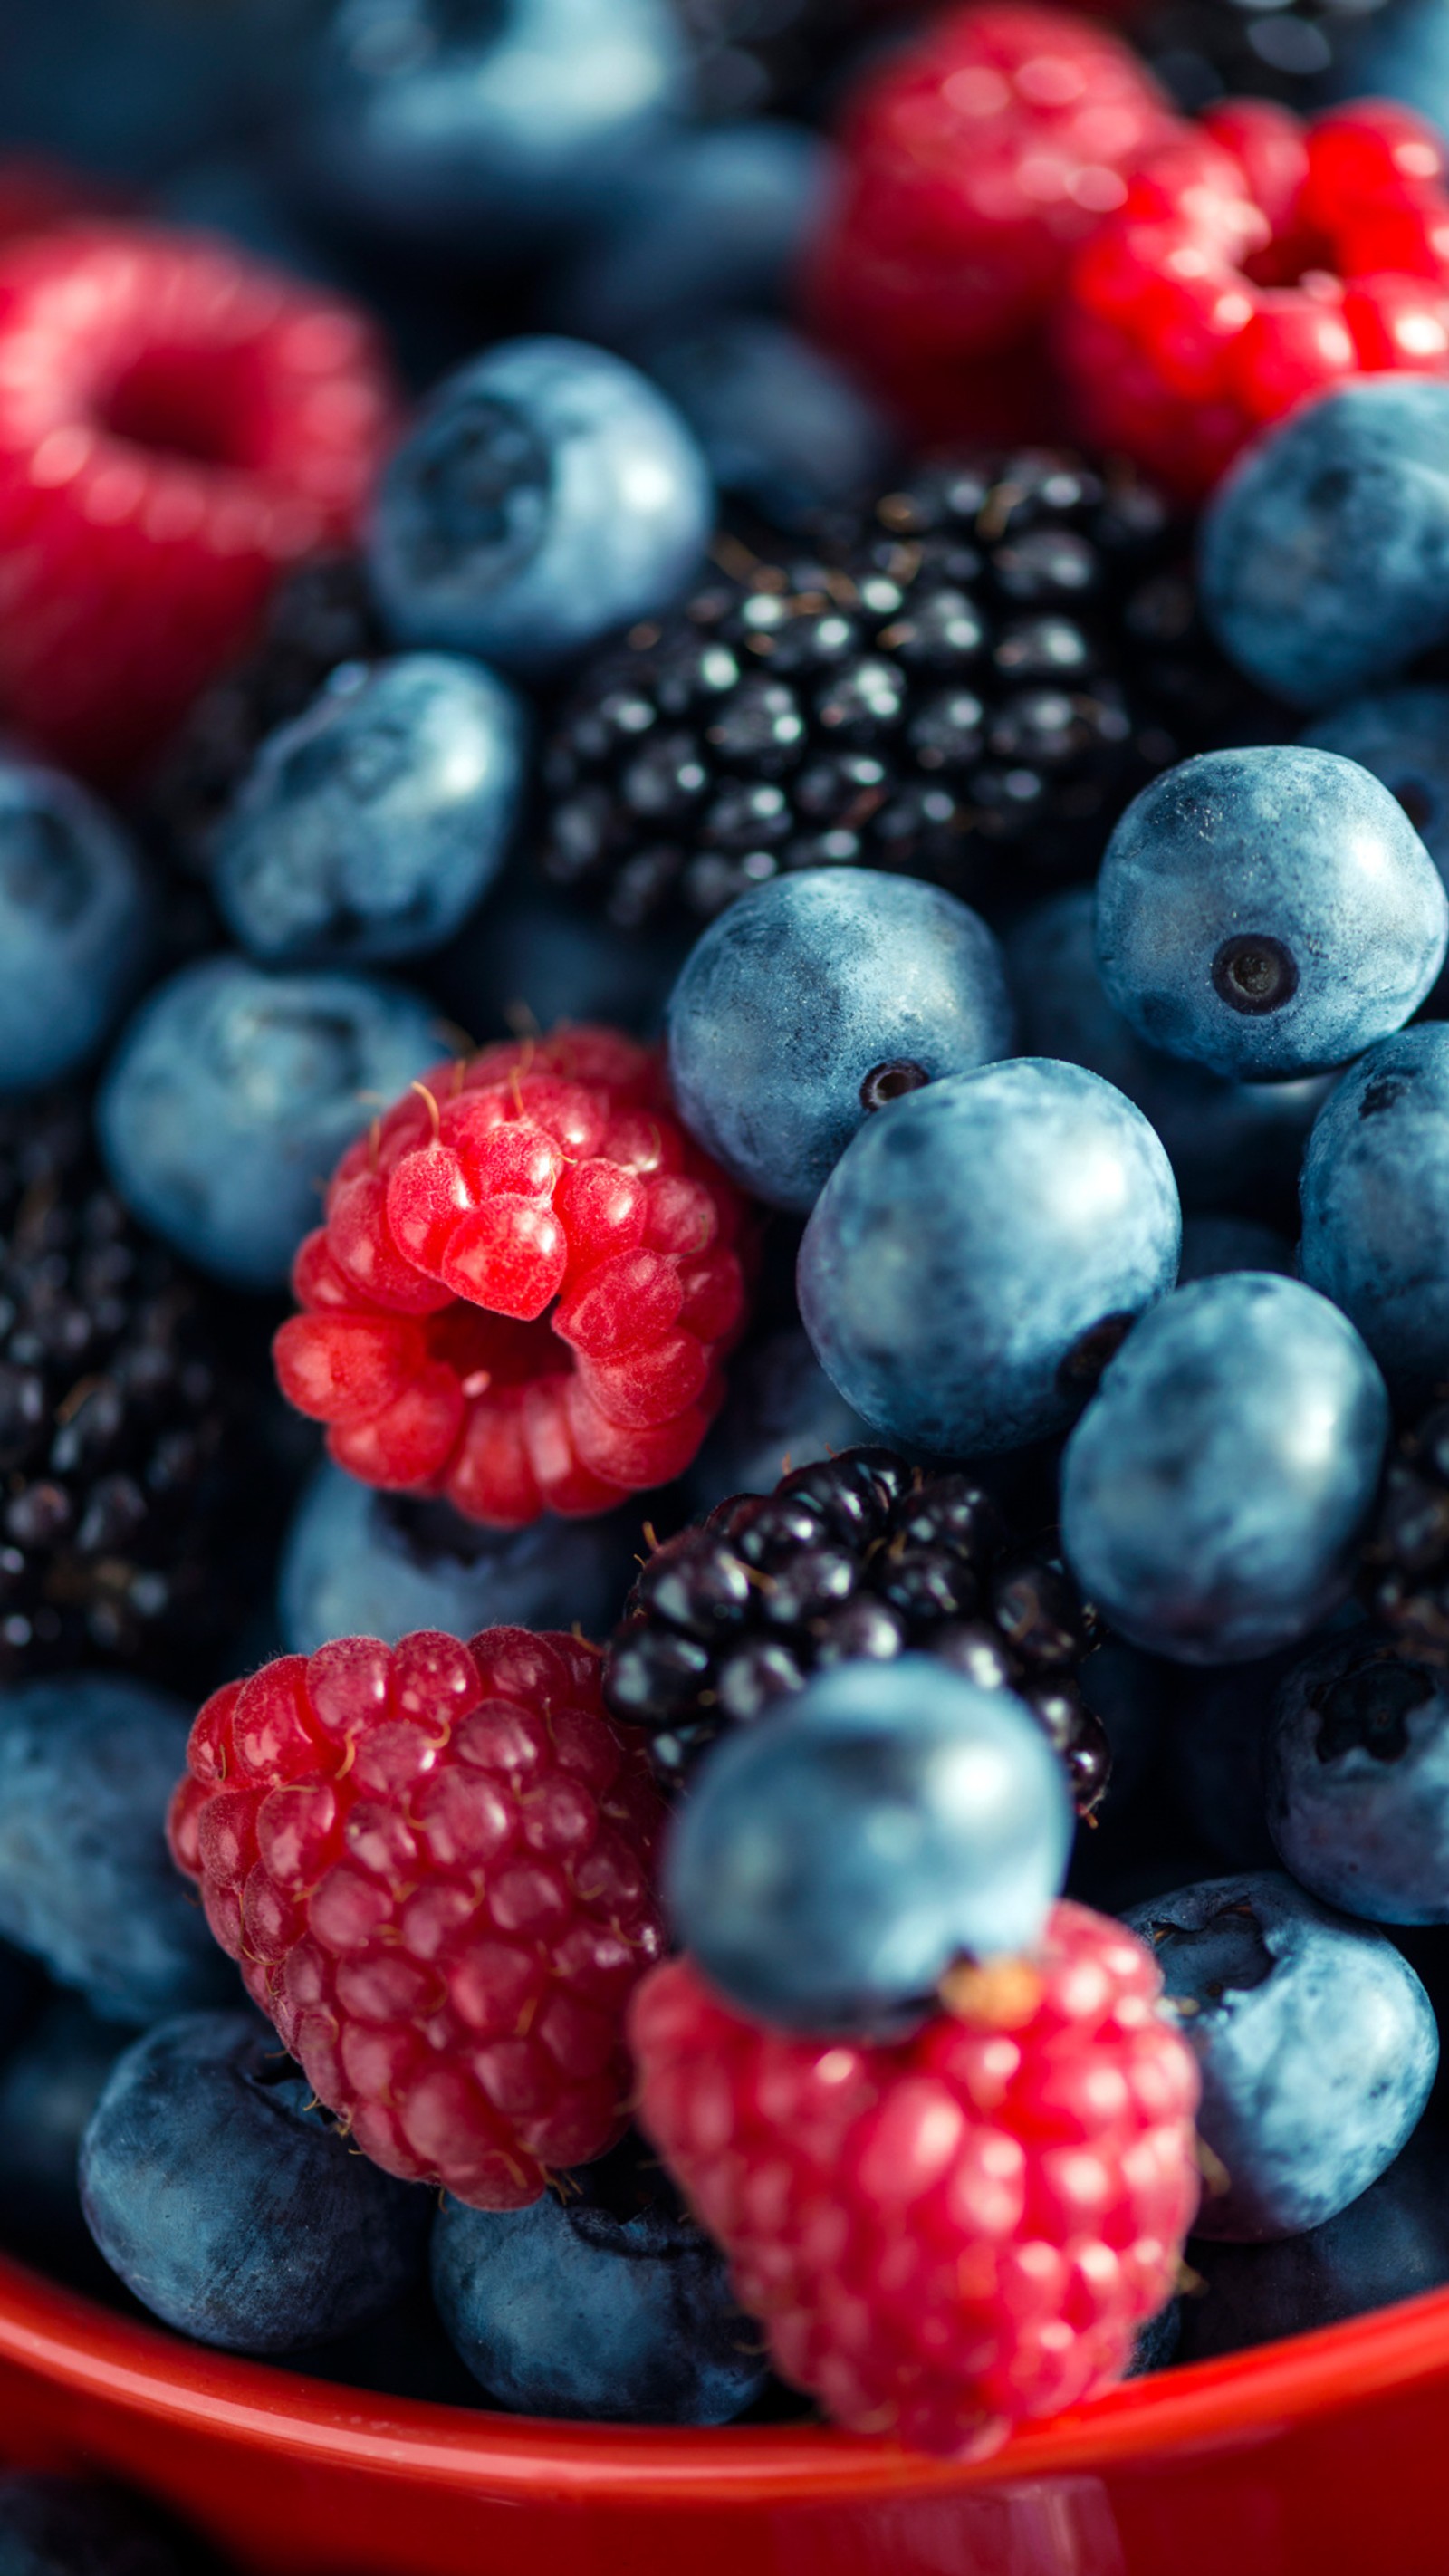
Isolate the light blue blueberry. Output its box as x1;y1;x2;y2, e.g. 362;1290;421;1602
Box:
0;756;155;1093
1300;1023;1449;1405
1267;1629;1449;1923
645;319;897;532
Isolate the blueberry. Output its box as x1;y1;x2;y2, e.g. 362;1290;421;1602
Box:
1327;0;1449;136
431;2132;766;2423
668;869;1014;1213
79;2010;429;2353
1266;1629;1449;1924
1006;889;1330;1222
157;154;344;285
300;0;687;255
279;1460;637;1655
685;1323;871;1514
436;889;686;1044
0;756;154;1093
643;319;897;533
1303;685;1449;894
0;1997;127;2273
1061;1274;1387;1665
0;1675;235;2026
1126;2298;1182;2377
213;654;528;967
1200;378;1449;707
1095;746;1446;1080
1177;1216;1296;1284
98;954;440;1289
798;1059;1180;1457
367;339;713;681
1123;1872;1437;2240
1300;1024;1449;1406
666;1655;1073;2033
0;0;308;183
0;2475;190;2576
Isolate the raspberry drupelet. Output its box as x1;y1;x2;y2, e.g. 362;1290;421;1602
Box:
273;1025;753;1530
168;1626;667;2209
632;1905;1200;2457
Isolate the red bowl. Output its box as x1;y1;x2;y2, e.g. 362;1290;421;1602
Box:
2;2249;1449;2576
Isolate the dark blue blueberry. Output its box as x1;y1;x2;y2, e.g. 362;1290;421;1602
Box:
213;653;527;966
1200;378;1449;707
1267;1629;1449;1924
1303;685;1449;895
299;0;687;255
98;955;440;1289
0;1997;127;2273
279;1461;637;1655
1060;1274;1388;1665
436;889;687;1043
431;2132;766;2423
1123;1871;1437;2240
644;319;897;533
0;1676;235;2027
798;1059;1180;1456
548;120;833;354
666;1655;1073;2033
79;2011;429;2353
367;339;713;680
1095;746;1446;1080
685;1323;870;1515
1126;2298;1182;2377
156;154;345;285
668;869;1014;1213
1006;889;1330;1222
0;0;307;182
1177;1216;1296;1284
1325;0;1449;133
0;2475;190;2576
0;757;154;1093
1300;1024;1449;1407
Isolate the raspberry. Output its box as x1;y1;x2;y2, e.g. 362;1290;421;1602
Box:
631;1904;1200;2456
168;1626;667;2210
0;224;397;783
801;4;1180;433
273;1025;752;1530
1060;99;1449;498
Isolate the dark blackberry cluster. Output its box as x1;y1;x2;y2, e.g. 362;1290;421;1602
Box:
1360;1397;1449;1660
540;451;1260;929
1138;0;1401;110
0;1091;248;1683
604;1446;1109;1812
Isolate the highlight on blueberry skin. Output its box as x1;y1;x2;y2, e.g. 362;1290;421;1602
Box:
1060;1274;1390;1666
1300;1024;1449;1408
797;1056;1181;1457
665;1654;1074;2035
1123;1873;1437;2243
367;337;714;680
667;867;1014;1213
1094;745;1448;1081
213;653;529;968
79;2011;430;2354
1266;1629;1449;1926
0;755;155;1094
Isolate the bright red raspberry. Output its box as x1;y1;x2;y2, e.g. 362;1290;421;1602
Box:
0;224;397;782
273;1024;752;1530
168;1626;667;2209
631;1904;1200;2457
1060;98;1449;498
801;3;1179;433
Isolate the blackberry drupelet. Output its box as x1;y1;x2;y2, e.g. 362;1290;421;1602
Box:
604;1445;1109;1812
540;450;1257;930
1361;1396;1449;1659
1137;0;1403;111
0;1090;247;1683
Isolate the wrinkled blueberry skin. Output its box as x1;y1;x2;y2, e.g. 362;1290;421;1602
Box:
1177;1216;1295;1283
214;654;527;967
1095;746;1446;1080
1061;1274;1388;1666
437;890;686;1044
645;319;897;532
0;1998;126;2271
1267;1629;1449;1924
685;1323;870;1514
1200;379;1449;707
549;121;833;355
799;1059;1180;1456
667;1656;1073;2033
300;0;688;255
0;758;154;1093
1300;1024;1449;1407
279;1461;637;1654
1007;889;1330;1221
99;955;439;1290
80;2012;429;2353
432;2135;766;2424
1123;1872;1437;2241
0;2474;190;2576
668;870;1014;1213
0;1677;235;2028
368;340;713;681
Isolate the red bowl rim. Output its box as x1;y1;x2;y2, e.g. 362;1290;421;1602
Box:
1;2249;1446;2503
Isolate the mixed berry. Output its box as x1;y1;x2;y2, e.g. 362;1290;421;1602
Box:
11;0;1449;2494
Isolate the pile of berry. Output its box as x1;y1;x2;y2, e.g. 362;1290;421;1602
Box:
12;0;1449;2514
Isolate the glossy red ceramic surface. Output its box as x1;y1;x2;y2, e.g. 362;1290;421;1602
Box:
2;2249;1449;2575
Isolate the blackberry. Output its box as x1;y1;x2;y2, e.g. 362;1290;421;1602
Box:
539;450;1260;930
0;1090;250;1684
1138;0;1403;111
1360;1396;1449;1660
604;1445;1109;1812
